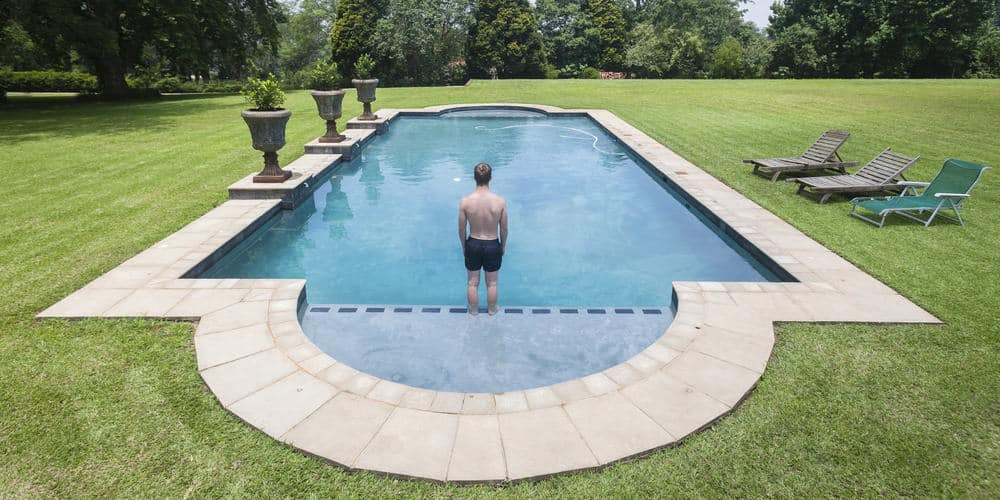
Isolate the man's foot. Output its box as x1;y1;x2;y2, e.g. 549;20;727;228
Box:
468;304;479;316
488;304;499;316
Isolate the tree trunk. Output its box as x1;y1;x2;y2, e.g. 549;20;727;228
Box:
93;52;130;98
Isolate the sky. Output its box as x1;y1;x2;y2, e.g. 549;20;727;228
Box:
743;0;776;28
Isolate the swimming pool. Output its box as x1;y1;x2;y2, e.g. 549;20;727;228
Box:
202;109;783;392
204;111;779;306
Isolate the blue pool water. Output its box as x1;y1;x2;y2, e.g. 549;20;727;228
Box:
204;112;778;307
202;110;782;392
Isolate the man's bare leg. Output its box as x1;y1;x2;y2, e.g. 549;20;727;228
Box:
485;271;499;315
467;270;480;315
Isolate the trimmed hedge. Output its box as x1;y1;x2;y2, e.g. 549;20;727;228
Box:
0;70;98;93
146;77;243;94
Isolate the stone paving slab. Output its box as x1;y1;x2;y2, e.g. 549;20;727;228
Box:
36;103;941;483
354;407;459;481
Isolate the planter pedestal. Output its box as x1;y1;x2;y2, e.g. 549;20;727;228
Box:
253;152;292;183
319;120;346;143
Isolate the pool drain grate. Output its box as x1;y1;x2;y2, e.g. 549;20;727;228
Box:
308;305;670;315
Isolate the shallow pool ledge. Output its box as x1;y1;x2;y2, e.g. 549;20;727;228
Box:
37;103;939;483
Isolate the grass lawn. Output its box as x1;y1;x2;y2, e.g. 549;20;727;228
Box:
1;80;998;496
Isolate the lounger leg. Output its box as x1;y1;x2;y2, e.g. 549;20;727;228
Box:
797;183;806;194
771;171;782;182
819;192;833;204
950;200;965;227
924;208;938;227
850;204;887;227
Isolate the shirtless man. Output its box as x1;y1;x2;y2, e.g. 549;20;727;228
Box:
458;163;508;316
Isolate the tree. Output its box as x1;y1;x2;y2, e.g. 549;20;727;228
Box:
536;0;599;69
330;0;388;80
279;0;339;74
624;0;754;78
625;21;706;77
373;0;472;85
767;0;996;78
710;36;744;78
587;0;628;70
6;0;285;96
974;24;1000;77
468;0;548;78
649;0;753;50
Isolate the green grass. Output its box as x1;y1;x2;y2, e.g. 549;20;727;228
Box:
1;80;998;496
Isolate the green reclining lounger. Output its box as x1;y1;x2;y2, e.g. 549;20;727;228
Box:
743;130;859;182
850;158;991;227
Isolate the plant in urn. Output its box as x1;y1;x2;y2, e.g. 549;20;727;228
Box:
351;53;379;121
241;74;292;183
309;61;346;143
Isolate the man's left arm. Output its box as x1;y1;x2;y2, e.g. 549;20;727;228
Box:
499;202;508;255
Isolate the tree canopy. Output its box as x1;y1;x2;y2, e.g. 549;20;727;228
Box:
2;0;997;97
374;0;473;85
330;0;387;80
467;0;548;78
5;0;285;96
279;0;339;74
768;0;996;78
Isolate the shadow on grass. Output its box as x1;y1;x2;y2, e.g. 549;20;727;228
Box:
0;93;242;145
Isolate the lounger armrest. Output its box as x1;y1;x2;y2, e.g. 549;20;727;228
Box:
933;192;970;198
895;181;929;196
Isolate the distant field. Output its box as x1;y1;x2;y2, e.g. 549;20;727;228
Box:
1;79;997;496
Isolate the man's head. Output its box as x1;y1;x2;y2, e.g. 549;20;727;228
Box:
474;163;492;186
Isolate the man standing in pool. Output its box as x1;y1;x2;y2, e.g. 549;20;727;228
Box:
459;163;508;316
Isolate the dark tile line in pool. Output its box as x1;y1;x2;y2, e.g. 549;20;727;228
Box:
308;306;670;315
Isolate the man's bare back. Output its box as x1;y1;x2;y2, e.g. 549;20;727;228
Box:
460;191;507;241
458;163;508;315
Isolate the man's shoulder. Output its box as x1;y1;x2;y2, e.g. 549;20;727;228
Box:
490;192;507;204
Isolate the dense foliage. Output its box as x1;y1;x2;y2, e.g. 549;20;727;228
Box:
467;0;548;78
278;0;338;75
373;0;472;86
1;0;997;97
330;0;387;84
768;0;997;78
3;0;285;97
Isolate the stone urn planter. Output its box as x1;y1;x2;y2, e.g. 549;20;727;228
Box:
241;109;292;183
311;90;347;143
352;78;379;120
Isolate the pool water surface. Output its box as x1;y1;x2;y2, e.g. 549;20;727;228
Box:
204;112;777;306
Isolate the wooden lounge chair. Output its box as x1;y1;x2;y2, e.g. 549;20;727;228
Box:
850;158;990;227
743;130;859;181
791;148;920;204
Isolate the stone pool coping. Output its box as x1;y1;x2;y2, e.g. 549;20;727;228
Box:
38;103;940;483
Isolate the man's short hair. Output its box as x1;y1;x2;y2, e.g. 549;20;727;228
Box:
474;163;492;186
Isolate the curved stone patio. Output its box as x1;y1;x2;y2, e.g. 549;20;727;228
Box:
38;103;939;483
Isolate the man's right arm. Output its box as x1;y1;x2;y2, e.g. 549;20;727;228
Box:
458;200;467;251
